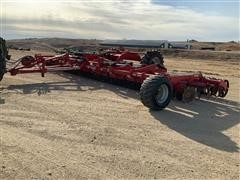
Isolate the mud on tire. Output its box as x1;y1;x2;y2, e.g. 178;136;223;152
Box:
140;75;172;110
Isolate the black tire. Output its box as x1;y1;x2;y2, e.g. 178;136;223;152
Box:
20;55;35;66
175;87;196;102
141;51;164;66
182;86;196;103
175;91;183;101
0;38;8;81
0;61;4;81
0;50;6;81
140;75;172;110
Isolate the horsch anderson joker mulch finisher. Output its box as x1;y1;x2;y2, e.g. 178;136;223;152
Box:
0;37;229;110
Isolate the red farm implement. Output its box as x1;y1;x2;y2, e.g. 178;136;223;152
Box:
0;38;229;110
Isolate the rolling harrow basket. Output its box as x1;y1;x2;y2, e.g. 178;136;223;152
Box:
0;37;229;110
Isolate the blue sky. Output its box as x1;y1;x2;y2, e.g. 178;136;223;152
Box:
152;0;239;17
1;0;239;41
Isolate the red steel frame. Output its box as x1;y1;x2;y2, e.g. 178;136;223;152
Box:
7;50;229;98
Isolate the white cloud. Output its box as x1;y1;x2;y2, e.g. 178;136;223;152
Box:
1;0;239;41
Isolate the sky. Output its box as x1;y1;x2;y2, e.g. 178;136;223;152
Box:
0;0;239;41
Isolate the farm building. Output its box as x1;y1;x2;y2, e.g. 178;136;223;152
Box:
100;40;192;49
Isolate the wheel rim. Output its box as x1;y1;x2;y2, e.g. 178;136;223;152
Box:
155;84;169;105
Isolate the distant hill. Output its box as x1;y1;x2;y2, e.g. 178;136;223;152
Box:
7;38;101;52
6;38;240;52
5;38;239;61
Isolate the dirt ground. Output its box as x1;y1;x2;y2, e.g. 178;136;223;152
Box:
0;50;239;179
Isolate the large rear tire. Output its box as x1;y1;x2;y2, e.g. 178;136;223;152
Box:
0;59;4;81
140;75;172;110
0;38;8;81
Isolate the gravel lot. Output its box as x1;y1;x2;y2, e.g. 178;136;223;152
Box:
0;50;239;179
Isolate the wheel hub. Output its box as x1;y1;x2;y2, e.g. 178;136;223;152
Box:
155;84;169;105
